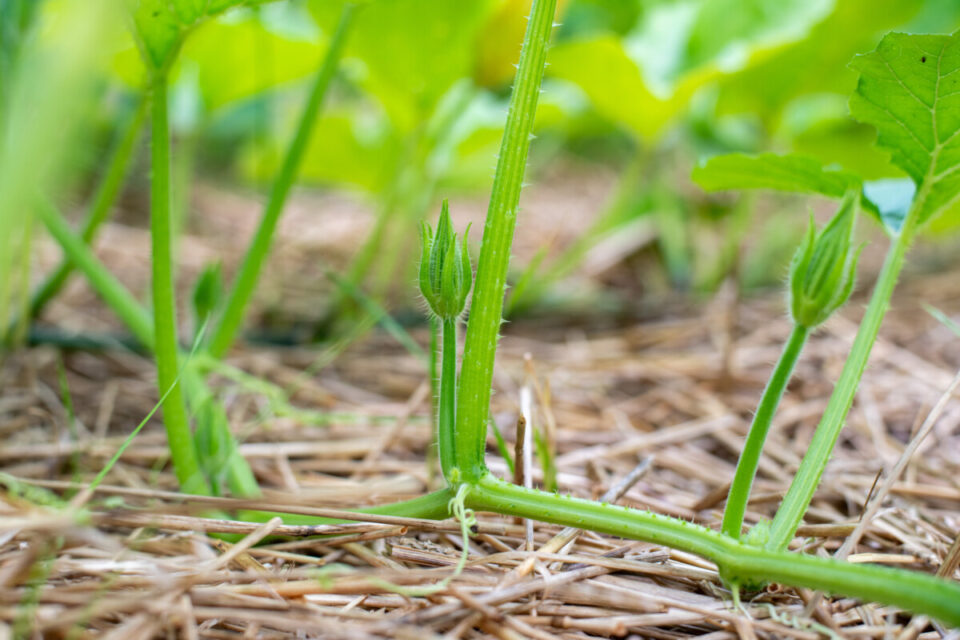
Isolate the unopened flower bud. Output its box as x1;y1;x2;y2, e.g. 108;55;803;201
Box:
789;191;861;328
419;200;472;319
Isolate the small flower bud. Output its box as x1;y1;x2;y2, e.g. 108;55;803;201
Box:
419;200;472;319
789;191;862;328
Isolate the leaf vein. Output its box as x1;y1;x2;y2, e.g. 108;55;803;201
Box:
881;58;933;113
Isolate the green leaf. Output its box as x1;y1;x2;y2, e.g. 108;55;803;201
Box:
715;0;920;120
308;0;493;133
849;30;960;229
861;178;914;233
692;153;858;197
130;0;276;72
548;0;834;142
179;10;324;112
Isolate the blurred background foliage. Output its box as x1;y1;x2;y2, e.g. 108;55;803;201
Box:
9;0;960;332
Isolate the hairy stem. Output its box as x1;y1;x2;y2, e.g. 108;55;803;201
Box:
455;0;557;479
438;317;457;481
150;73;208;495
30;94;147;319
208;4;354;357
722;323;809;538
768;224;914;551
466;474;960;626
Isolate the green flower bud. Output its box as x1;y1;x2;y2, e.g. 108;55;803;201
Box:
419;199;472;319
789;191;862;328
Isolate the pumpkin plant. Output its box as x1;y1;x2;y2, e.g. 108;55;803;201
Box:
30;0;960;626
396;10;960;626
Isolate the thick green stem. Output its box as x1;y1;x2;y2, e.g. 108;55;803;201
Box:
208;4;353;358
438;317;457;481
30;94;147;319
150;74;208;495
466;474;960;626
722;323;809;539
455;0;557;479
768;225;914;551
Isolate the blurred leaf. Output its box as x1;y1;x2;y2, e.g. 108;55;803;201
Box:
715;0;919;122
692;152;857;196
129;0;276;71
849;30;960;229
548;35;711;140
557;0;643;40
0;0;120;338
179;10;324;112
683;0;832;75
549;0;832;142
309;0;493;132
473;0;573;88
244;108;402;193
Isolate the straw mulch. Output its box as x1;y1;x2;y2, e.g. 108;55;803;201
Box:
2;178;960;639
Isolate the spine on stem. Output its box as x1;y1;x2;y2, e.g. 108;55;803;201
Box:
466;473;960;626
455;0;558;480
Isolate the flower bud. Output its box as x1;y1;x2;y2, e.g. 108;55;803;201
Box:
789;191;861;328
419;200;472;319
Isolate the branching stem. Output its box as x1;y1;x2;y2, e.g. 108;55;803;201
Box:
768;222;915;551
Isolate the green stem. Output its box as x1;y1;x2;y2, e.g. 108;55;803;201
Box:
208;4;354;358
150;73;208;495
722;323;809;539
768;225;915;551
455;0;557;479
247;486;455;527
438;317;457;481
466;474;960;626
29;94;147;319
426;315;440;481
36;199;154;349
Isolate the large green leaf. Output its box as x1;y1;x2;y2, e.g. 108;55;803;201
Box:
692;153;858;196
691;152;914;233
308;0;493;133
130;0;275;71
714;0;919;121
548;0;834;142
180;11;323;112
849;30;960;229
